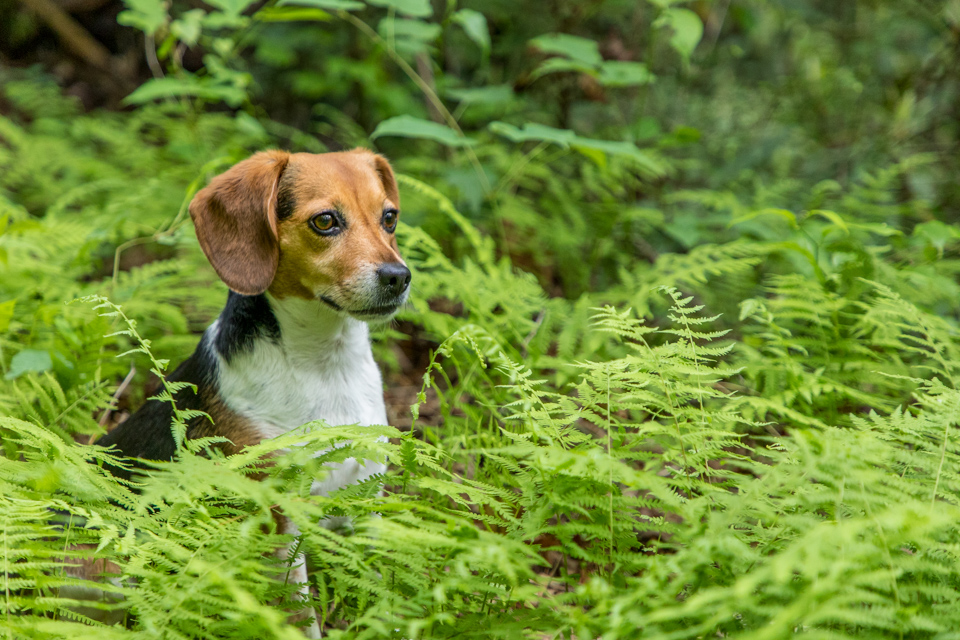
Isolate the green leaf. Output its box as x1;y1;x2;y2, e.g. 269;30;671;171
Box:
571;138;663;174
205;0;258;15
255;5;333;21
117;0;168;34
0;300;14;333
378;17;441;42
123;77;247;107
914;220;960;255
598;61;655;87
400;437;418;475
730;208;799;229
529;33;602;67
452;9;490;53
654;8;703;62
276;0;363;10
367;0;432;18
371;115;474;147
170;9;205;46
489;122;665;175
444;85;514;105
6;349;53;380
530;58;597;81
808;209;849;234
378;17;441;56
488;122;577;146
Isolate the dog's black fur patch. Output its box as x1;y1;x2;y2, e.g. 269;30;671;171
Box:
96;292;281;476
95;340;218;479
214;292;281;363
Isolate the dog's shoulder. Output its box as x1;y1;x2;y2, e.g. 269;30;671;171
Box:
95;338;219;476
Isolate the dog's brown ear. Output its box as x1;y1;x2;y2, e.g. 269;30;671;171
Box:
372;153;400;208
189;150;290;295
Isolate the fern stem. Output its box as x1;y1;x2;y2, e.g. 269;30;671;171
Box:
931;417;950;511
606;364;614;576
3;523;9;640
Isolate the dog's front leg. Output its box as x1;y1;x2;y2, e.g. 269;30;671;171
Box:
273;511;322;638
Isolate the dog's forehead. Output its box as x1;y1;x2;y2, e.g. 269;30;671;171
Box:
287;152;386;211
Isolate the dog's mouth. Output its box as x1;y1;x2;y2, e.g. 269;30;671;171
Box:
319;295;400;319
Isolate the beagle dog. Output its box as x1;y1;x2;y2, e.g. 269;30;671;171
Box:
96;149;409;637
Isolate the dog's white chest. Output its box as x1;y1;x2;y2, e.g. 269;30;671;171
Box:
210;309;387;438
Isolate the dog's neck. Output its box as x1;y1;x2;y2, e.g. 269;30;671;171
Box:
268;293;372;364
212;291;371;365
207;290;385;436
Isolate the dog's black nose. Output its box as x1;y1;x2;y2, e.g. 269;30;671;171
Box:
377;263;411;297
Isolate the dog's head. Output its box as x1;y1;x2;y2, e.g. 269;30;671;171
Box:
189;149;410;321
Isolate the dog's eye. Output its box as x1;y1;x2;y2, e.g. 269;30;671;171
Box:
309;212;340;235
382;209;398;233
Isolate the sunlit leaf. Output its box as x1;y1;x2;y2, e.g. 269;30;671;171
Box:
489;122;577;146
276;0;363;10
255;5;333;21
117;0;169;34
452;9;490;53
372;115;474;147
123;77;247;107
378;17;442;57
654;8;703;62
808;209;849;234
170;9;205;46
205;0;257;16
6;350;52;380
445;85;514;105
489;122;665;175
598;61;655;87
530;58;597;81
529;33;602;66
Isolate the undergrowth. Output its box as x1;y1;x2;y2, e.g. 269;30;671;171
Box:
3;0;960;638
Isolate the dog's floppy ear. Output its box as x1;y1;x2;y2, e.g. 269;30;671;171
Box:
372;153;400;208
189;150;290;295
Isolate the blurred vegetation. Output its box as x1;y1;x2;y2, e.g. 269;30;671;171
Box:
2;0;960;638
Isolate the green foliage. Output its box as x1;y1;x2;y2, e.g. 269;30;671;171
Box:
3;0;960;638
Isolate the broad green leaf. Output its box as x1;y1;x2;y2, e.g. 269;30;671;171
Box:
529;33;602;67
367;0;432;18
452;9;490;53
255;6;333;21
6;349;52;380
730;208;799;229
378;18;441;56
489;122;577;146
808;209;849;234
0;300;14;333
371;116;474;147
598;61;655;87
171;10;205;46
445;85;513;105
914;220;960;254
123;77;247;107
276;0;363;10
530;58;597;81
201;12;249;28
571;138;663;175
654;8;703;62
490;122;665;175
117;0;168;34
205;0;257;15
